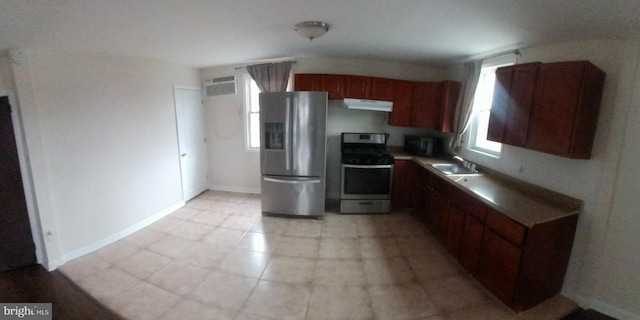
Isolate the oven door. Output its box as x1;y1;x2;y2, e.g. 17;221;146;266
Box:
341;164;393;200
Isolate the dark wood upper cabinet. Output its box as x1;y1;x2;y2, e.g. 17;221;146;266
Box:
344;76;371;99
321;74;346;99
370;77;396;101
395;80;459;130
294;74;321;91
487;61;605;159
487;67;512;142
439;81;461;133
411;82;441;129
294;73;344;98
388;80;413;126
526;61;605;158
488;63;540;147
504;63;539;146
293;73;460;132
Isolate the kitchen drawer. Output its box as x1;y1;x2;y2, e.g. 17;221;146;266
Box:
340;199;390;214
486;208;527;246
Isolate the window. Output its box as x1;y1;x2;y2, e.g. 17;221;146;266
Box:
244;75;261;151
467;54;517;157
243;72;293;151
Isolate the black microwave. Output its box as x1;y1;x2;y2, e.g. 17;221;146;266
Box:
404;135;442;157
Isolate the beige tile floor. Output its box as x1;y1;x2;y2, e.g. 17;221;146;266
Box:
60;190;578;320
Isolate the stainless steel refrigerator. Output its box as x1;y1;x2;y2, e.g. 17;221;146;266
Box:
259;91;328;218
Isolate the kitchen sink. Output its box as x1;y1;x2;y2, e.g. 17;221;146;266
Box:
431;163;482;176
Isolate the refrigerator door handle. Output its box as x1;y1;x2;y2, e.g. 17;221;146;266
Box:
291;95;298;171
285;96;291;171
263;177;322;184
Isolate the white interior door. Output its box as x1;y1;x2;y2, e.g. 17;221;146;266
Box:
174;87;208;200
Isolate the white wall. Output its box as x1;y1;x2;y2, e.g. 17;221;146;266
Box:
12;50;200;267
200;65;261;194
592;41;640;319
201;57;451;197
0;54;15;89
450;40;640;319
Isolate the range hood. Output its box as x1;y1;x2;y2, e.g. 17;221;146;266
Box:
342;98;393;112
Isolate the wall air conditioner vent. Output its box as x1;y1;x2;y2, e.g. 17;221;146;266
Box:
204;76;237;99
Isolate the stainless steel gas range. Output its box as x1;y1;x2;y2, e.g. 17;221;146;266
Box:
340;133;394;214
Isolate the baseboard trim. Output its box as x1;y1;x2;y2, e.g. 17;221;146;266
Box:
574;294;640;320
57;201;185;266
43;258;65;271
209;185;260;194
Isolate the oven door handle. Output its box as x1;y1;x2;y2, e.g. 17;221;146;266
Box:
342;164;393;169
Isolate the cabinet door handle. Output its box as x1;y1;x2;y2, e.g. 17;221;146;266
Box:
181;153;187;157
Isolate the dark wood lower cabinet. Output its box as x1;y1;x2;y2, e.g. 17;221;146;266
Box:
478;209;579;312
428;191;449;244
396;162;579;313
445;204;465;257
478;230;523;306
411;163;430;224
446;185;487;273
413;182;429;224
512;214;579;311
458;214;484;274
391;159;411;211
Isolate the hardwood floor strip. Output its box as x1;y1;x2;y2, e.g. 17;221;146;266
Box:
0;264;122;320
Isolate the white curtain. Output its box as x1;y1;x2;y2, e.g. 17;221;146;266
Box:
450;60;482;150
246;62;293;92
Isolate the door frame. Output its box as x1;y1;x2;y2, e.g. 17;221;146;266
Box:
0;90;45;266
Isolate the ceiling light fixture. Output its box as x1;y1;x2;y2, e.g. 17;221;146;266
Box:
294;21;329;41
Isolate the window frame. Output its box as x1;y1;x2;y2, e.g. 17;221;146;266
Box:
243;74;261;152
466;54;518;158
242;71;294;152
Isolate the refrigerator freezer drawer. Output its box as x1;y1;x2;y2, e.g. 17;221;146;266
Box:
340;199;390;214
261;176;325;218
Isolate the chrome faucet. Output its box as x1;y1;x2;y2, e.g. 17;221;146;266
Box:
453;155;477;172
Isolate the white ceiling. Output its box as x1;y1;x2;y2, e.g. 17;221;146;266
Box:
1;0;640;68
